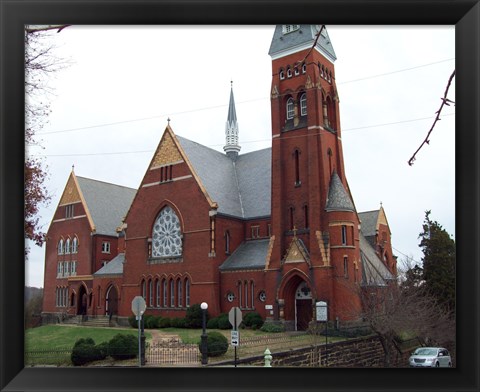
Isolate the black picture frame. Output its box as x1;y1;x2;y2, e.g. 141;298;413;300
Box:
1;1;478;391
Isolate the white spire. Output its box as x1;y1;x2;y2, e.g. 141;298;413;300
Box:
224;81;241;160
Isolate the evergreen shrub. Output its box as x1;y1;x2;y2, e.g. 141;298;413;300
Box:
170;317;187;328
185;304;208;328
158;317;171;328
260;322;285;333
108;333;137;360
71;338;105;366
199;331;228;357
243;312;264;329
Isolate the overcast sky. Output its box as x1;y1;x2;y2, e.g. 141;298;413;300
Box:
26;25;455;288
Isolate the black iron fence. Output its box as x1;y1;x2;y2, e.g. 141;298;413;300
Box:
146;338;200;366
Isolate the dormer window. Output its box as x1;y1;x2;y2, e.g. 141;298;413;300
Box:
282;25;300;34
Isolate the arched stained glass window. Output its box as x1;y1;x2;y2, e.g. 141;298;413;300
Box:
152;206;182;257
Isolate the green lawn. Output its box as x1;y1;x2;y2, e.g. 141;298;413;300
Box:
161;327;267;344
25;325;150;351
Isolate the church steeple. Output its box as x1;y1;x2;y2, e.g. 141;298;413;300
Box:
224;81;241;160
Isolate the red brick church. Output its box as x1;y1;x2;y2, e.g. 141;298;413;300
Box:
42;25;397;330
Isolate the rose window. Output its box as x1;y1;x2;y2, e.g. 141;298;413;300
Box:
152;206;182;257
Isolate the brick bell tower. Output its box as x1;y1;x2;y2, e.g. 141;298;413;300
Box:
266;25;362;329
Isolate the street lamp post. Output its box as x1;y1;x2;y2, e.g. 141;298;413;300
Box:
200;302;208;365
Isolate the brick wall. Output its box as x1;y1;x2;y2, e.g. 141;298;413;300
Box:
214;336;410;368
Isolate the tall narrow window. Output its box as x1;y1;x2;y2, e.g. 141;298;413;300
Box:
162;279;167;307
250;281;255;309
294;149;300;185
156;280;160;307
58;239;64;255
170;279;175;307
289;207;294;230
65;204;74;219
142;280;146;300
344;257;349;278
327;148;333;175
300;93;307;116
238;282;242;308
279;68;285;80
72;236;78;253
185;278;190;307
304;205;309;229
65;238;71;254
177;279;183;308
286;97;294;119
149;279;153;307
341;225;347;245
244;281;248;309
225;231;230;254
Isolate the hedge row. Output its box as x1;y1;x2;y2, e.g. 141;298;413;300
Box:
71;334;137;366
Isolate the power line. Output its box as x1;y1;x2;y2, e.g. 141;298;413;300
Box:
37;58;454;136
30;111;454;158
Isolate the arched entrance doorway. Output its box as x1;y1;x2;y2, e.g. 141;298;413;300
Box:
77;285;88;316
106;285;118;316
279;273;314;331
295;281;313;331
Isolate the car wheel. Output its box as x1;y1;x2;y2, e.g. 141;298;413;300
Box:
448;362;452;367
435;362;440;368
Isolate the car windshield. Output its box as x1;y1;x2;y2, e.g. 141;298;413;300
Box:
414;348;437;356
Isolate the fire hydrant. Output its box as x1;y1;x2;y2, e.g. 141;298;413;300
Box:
264;348;272;367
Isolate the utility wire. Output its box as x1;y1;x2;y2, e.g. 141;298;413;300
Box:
37;58;454;136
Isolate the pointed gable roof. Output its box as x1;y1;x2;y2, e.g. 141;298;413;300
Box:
358;206;392;246
93;253;125;276
268;25;336;62
325;171;355;212
76;177;136;236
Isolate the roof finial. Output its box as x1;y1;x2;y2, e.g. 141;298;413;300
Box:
293;226;298;238
72;164;75;173
224;81;241;160
167;117;171;125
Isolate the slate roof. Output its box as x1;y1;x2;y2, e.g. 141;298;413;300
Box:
219;239;270;271
358;210;379;237
76;176;136;236
93;253;125;276
325;171;355;212
177;136;271;219
359;234;394;286
268;25;336;62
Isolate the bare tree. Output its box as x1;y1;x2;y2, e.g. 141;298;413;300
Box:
24;25;70;254
358;282;455;367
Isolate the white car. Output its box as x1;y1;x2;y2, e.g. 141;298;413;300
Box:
409;347;452;368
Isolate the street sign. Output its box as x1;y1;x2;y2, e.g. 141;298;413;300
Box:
132;296;146;320
228;306;242;329
231;330;239;346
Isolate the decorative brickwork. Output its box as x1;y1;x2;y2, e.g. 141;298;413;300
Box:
150;131;183;169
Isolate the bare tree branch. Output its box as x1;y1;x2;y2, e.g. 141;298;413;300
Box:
408;70;455;166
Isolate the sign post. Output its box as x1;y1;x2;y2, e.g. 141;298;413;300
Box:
316;301;328;367
229;307;242;367
131;296;146;367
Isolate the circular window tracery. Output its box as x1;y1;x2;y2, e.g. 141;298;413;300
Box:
227;292;235;302
259;291;266;302
152;206;182;257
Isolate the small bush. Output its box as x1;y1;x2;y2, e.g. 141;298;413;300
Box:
145;315;161;329
243;312;264;329
207;317;219;329
185;304;208;328
96;341;109;358
260;322;285;333
170;317;187;328
108;333;137;360
198;331;228;357
158;317;171;328
217;313;232;330
71;338;104;366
